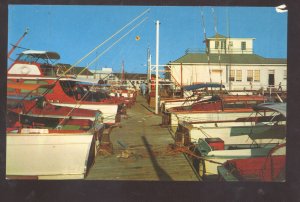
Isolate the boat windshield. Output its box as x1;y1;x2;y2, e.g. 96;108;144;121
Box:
196;139;212;155
17;54;52;64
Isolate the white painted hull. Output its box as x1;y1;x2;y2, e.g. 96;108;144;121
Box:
6;131;94;179
25;113;96;121
187;122;286;144
170;111;272;126
51;103;118;124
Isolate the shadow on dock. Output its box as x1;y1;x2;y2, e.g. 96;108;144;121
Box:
141;136;173;181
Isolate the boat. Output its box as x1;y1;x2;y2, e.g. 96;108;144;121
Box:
163;94;267;126
7;50;127;124
217;143;286;182
190;102;286;178
6;112;103;179
175;103;286;146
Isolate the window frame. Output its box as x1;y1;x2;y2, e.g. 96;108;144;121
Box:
254;70;260;82
241;41;246;51
235;70;242;82
247;70;253;82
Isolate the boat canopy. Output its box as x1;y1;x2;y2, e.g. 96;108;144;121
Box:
21;50;60;60
183;83;225;91
253;103;286;117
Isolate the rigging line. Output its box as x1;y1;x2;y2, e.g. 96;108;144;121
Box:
62;8;150;76
77;17;149;77
57;20;148;127
37;13;150;106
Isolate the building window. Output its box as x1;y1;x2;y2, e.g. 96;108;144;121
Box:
254;70;260;82
236;70;242;82
229;70;235;81
229;41;233;47
247;70;253;82
241;41;246;51
215;41;219;49
221;41;226;49
284;70;287;80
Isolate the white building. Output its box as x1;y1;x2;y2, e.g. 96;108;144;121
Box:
92;67;115;81
166;34;287;91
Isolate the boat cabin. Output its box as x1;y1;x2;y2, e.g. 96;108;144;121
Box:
8;50;61;77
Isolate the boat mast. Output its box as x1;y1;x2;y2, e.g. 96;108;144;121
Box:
7;28;29;59
121;60;125;83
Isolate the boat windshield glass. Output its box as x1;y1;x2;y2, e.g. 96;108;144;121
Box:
197;139;212;155
17;54;54;64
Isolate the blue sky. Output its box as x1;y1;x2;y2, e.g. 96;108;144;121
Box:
8;5;287;74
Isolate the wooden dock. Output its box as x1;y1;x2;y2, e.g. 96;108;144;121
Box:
86;95;200;181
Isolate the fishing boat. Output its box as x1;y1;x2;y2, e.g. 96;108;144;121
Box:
163;94;267;126
191;102;286;178
7;82;105;126
7;50;126;124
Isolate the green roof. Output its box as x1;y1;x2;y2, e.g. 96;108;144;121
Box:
170;53;286;65
56;63;94;75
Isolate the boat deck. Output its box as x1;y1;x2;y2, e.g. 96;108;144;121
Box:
86;95;200;181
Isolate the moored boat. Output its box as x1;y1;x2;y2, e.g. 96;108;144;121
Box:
6;114;103;179
217;143;286;182
190;103;286;179
164;94;267;126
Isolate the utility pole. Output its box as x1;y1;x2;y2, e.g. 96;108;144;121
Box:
155;20;160;114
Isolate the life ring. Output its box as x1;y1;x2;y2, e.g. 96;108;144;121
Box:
21;66;31;74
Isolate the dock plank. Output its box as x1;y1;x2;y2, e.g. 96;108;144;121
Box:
86;95;200;181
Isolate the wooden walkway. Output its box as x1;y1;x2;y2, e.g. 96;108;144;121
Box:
86;95;200;181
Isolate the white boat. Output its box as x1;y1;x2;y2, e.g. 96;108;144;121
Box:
51;102;119;124
6;128;96;180
191;103;287;178
176;119;285;146
165;94;268;126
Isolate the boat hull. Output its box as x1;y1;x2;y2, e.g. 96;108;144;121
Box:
177;121;286;145
51;103;118;124
6;131;94;179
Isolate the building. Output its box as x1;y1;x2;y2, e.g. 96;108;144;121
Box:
112;72;148;87
56;63;94;78
166;34;287;91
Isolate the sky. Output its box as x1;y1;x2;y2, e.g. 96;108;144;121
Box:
8;5;287;74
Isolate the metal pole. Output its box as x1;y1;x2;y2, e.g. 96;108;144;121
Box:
148;53;152;93
155;20;160;114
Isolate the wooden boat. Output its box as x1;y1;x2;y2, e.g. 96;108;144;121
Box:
6;115;103;179
7;50;126;124
160;83;225;114
191;103;286;178
217;143;286;182
175;103;286;146
7;94;103;122
163;94;267;126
